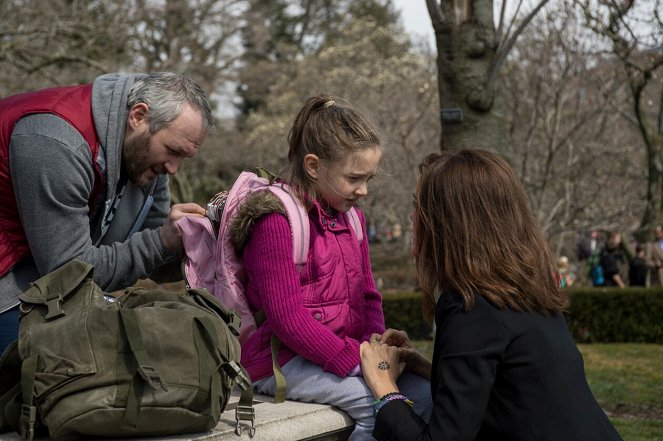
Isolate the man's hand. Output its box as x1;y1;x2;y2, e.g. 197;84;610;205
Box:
160;203;206;252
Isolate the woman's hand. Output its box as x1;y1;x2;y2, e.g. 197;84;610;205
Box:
398;347;433;381
380;328;413;349
360;340;403;399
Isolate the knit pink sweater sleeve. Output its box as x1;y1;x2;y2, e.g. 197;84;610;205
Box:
243;213;361;377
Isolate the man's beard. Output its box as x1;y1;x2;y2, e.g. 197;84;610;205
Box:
122;131;154;188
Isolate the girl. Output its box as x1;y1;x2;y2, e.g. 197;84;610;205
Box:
236;95;431;440
360;149;623;440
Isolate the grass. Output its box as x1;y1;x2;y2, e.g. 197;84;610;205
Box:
411;341;663;440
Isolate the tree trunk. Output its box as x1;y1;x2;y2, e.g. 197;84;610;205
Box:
428;0;546;153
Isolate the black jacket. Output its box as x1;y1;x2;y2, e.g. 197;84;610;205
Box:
373;290;623;441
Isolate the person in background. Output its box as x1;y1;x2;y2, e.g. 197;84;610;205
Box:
556;255;576;288
236;94;431;440
0;72;214;353
645;225;663;285
629;243;647;286
599;232;627;288
360;149;623;440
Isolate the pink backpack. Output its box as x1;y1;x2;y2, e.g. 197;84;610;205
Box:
178;170;364;344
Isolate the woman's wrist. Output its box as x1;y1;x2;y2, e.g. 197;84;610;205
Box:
372;383;399;400
371;391;414;416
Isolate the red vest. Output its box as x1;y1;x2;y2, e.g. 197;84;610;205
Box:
0;84;103;276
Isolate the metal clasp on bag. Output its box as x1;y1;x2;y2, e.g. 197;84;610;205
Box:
222;361;251;391
235;405;255;437
19;404;37;441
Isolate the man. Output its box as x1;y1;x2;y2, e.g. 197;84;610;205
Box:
599;232;626;288
0;72;214;352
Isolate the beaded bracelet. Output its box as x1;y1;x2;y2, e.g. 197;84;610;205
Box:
372;392;414;415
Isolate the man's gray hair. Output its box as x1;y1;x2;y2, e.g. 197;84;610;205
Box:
127;72;215;134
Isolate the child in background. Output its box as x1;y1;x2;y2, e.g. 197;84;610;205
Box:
236;95;431;440
557;256;576;288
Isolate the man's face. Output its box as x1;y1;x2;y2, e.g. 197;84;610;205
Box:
123;103;206;188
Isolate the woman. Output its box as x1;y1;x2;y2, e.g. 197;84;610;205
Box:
361;149;622;440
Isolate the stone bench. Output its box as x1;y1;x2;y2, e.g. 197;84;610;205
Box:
0;391;354;441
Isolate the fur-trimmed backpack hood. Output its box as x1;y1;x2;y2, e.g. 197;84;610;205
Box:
230;191;286;255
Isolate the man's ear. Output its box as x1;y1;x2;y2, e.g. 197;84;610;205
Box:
304;154;320;179
127;103;149;130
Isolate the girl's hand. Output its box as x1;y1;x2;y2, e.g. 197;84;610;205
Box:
360;340;404;399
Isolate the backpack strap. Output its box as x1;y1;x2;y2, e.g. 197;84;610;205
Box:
345;207;364;243
267;183;310;267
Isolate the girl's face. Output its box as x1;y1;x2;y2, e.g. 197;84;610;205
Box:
310;147;381;213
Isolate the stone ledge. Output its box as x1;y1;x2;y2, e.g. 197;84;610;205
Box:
0;391;354;441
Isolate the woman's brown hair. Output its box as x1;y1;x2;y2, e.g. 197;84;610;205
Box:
413;149;569;323
283;94;381;204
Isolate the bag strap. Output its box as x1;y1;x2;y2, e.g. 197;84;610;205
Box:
18;354;39;441
253;311;287;404
118;308;168;428
270;335;287;404
195;317;255;436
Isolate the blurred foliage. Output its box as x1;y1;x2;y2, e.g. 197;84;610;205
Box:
382;291;431;340
387;286;663;344
567;287;663;343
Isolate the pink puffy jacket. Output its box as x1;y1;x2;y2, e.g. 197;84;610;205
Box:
240;202;385;381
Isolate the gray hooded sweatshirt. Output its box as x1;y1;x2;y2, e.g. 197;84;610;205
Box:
0;73;178;313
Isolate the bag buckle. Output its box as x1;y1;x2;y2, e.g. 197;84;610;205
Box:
19;404;37;441
235;405;255;437
222;361;250;391
137;365;168;391
44;297;65;320
227;312;241;337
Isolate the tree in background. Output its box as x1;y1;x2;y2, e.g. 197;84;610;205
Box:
0;0;660;258
502;1;645;255
0;0;132;94
426;0;549;151
235;0;399;118
580;0;663;238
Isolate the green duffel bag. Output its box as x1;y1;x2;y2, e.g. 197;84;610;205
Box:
7;259;255;440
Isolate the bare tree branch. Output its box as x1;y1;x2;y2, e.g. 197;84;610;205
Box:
425;0;449;34
485;0;550;91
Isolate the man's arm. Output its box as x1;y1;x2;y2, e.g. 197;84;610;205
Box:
10;114;174;291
